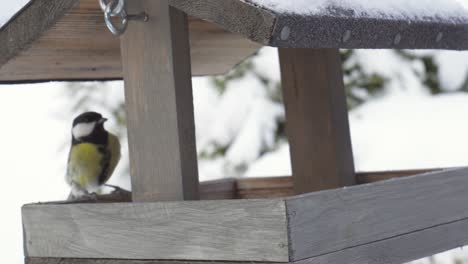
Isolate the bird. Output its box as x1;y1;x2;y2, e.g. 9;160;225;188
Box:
66;111;121;199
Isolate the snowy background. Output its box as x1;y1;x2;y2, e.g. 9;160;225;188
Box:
3;1;468;264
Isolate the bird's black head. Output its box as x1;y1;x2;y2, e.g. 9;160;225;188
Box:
72;111;108;144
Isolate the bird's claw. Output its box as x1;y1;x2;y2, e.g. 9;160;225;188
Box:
82;192;99;201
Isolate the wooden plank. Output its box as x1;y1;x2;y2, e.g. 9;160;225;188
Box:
286;167;468;261
279;48;355;194
169;0;276;44
26;258;274;264
121;0;199;202
295;216;468;264
236;176;294;198
200;178;236;200
0;0;77;68
4;0;467;83
168;0;468;50
43;169;446;204
211;170;445;199
356;168;442;184
269;13;468;49
22;200;288;261
0;0;261;83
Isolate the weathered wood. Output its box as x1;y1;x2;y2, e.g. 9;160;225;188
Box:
22;199;288;261
279;48;355;194
286;167;468;261
61;188;132;203
169;0;276;44
25;213;468;264
236;176;293;198
356;168;442;184
121;0;199;202
200;178;236;200
270;13;468;49
0;0;77;68
41;169;446;204
169;0;468;50
296;216;468;264
0;0;261;82
3;0;467;83
26;258;272;264
215;170;443;199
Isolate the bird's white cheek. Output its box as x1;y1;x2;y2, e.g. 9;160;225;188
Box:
72;122;96;138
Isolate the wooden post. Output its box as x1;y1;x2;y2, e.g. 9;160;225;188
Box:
121;0;199;202
279;48;355;194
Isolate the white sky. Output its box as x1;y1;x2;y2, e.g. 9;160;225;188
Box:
0;0;30;28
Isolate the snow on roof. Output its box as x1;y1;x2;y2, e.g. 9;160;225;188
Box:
249;0;468;21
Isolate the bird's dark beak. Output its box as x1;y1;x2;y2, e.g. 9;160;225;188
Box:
98;118;108;124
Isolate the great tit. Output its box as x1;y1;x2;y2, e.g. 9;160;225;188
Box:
66;111;121;199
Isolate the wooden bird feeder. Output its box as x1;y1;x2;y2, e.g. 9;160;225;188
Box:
4;0;468;263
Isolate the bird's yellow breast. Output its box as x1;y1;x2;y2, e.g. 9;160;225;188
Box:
68;143;104;188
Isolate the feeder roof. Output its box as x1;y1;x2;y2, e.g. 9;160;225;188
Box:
172;0;468;49
1;0;468;83
0;0;261;83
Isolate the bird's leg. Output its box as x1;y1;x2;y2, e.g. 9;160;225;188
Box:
69;182;97;201
68;182;87;200
82;192;99;201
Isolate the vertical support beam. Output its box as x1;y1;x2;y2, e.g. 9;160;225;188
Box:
121;0;199;202
279;48;355;194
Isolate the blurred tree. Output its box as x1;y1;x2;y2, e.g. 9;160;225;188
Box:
63;48;466;178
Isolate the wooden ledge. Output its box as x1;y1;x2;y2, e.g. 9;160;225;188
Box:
23;199;288;261
23;167;468;263
44;168;441;204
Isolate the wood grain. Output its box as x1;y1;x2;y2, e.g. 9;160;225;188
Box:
121;0;199;202
279;48;355;194
22;200;288;261
3;0;467;83
269;12;468;49
0;0;261;82
356;168;442;184
236;176;293;198
0;0;77;68
286;167;468;261
169;0;468;50
26;258;273;264
200;178;236;200
169;0;276;44
52;169;445;204
296;216;468;264
42;169;446;204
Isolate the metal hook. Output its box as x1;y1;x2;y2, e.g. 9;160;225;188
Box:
99;0;124;16
100;0;148;36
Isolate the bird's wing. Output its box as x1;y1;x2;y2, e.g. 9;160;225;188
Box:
98;133;121;185
65;148;73;186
